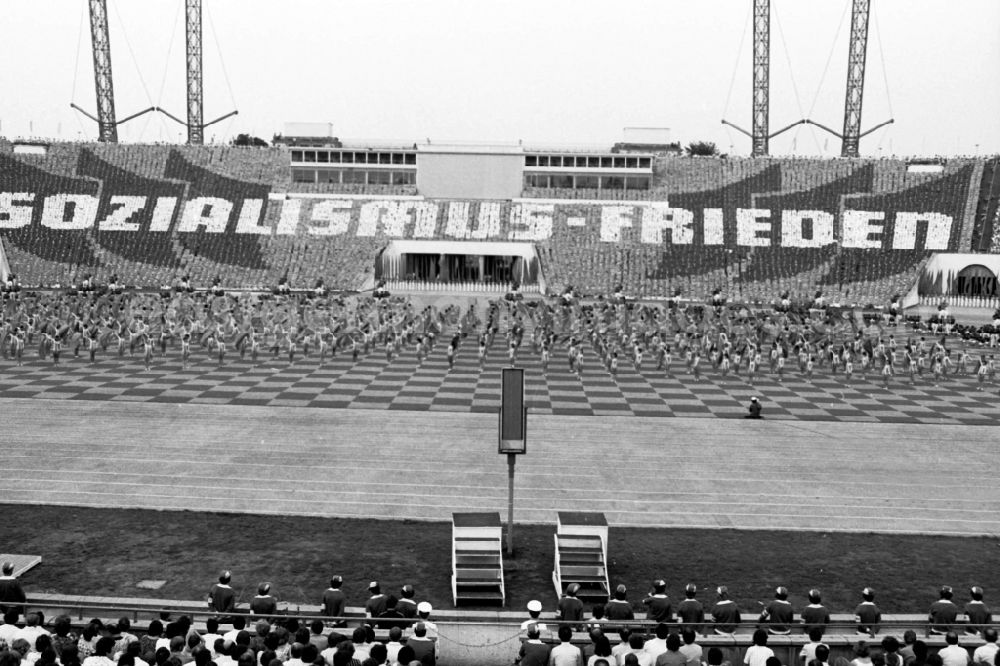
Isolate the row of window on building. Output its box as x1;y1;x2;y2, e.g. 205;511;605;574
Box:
291;149;417;165
290;168;651;190
524;174;651;190
291;168;416;185
525;154;653;169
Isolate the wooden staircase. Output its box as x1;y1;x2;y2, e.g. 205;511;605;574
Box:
552;512;609;603
452;512;505;606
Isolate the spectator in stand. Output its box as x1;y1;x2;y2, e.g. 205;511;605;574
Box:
14;614;48;647
222;617;245;644
549;625;583;666
122;642;148;666
655;633;689;666
679;628;702;666
584;606;607;633
140;622;163;660
744;631;774;666
712;587;741;636
250;583;278;617
937;633;970;666
643;581;673;624
514;624;550;666
851;643;873;666
644;625;669;661
620;635;652;666
707;648;732;666
322;577;347;627
405;623;435;665
972;628;998;666
810;644;831;666
112;619;137;657
587;635;613;666
396;585;418;619
364;583;388;621
0;564;26;617
605;585;634;623
0;610;21;648
881;637;903;666
677;585;704;633
414;602;438;641
559;584;585;628
800;628;827;666
9;639;31;665
76;623;101;659
800;590;830;635
611;629;632;666
376;596;407;630
854;588;881;636
898;632;918;666
964;587;991;636
929;587;959;635
759;587;793;634
521;601;548;633
208;571;236;621
83;638;116;666
306;621;327;653
49;617;77;658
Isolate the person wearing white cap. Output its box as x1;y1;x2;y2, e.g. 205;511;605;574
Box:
364;581;388;620
854;588;881;636
746;396;762;419
964;587;991;636
321;576;347;627
414;601;438;640
521;600;549;633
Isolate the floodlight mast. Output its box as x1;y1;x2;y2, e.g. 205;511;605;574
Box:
186;0;204;145
803;0;894;157
721;0;805;155
88;0;118;142
751;0;770;157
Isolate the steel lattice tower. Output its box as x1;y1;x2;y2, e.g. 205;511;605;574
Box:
751;0;770;156
88;0;118;143
186;0;204;145
841;0;870;157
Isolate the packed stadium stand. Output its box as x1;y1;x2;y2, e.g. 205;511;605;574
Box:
1;140;995;305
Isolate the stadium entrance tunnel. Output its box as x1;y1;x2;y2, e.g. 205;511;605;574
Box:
376;240;543;290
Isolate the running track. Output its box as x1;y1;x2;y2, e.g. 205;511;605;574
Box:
1;397;997;536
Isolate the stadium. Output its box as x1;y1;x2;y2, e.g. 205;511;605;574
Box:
1;1;1000;666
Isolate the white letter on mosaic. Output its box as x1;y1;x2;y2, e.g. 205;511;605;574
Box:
510;203;554;241
178;197;232;233
703;208;724;245
275;198;302;236
41;194;98;230
642;205;693;245
600;206;636;242
0;192;35;229
149;197;177;232
234;199;269;235
780;210;834;248
736;208;771;247
892;212;953;250
307;199;352;236
97;196;146;231
842;210;884;249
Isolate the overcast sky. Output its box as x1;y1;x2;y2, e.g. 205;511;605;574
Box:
1;0;997;156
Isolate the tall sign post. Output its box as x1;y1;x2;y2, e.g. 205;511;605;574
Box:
498;368;526;557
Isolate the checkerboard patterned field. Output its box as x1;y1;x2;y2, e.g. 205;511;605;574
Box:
2;341;998;425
